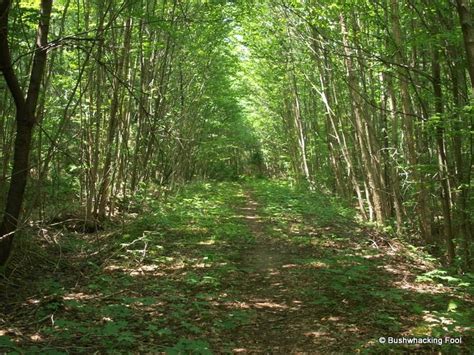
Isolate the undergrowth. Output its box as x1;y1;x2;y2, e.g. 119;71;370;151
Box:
0;179;472;353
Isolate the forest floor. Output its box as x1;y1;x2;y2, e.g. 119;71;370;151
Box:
0;179;473;353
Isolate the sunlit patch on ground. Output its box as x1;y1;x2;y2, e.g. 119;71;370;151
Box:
62;292;98;301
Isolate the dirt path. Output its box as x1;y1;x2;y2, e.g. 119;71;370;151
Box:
239;191;289;270
227;190;337;353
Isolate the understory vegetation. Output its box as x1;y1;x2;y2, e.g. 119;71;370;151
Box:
1;0;474;352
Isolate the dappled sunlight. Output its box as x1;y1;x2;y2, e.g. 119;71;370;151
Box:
198;239;216;245
105;263;177;276
63;292;99;301
232;347;250;352
252;300;290;310
2;180;472;353
306;261;329;269
242;215;262;221
218;301;251;309
218;298;294;311
0;0;471;343
394;281;452;294
304;330;331;338
29;334;43;342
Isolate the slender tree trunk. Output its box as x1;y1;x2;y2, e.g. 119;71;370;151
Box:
456;0;474;90
0;0;53;265
432;48;455;263
383;71;404;232
455;0;474;268
340;14;385;224
390;0;432;242
97;17;132;218
291;73;311;183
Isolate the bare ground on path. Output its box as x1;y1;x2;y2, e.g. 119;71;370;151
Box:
227;190;327;352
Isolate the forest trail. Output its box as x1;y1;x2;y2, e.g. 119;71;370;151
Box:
229;189;333;352
0;180;473;353
222;185;473;353
238;190;289;271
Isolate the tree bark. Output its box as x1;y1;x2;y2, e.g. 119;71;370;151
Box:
382;70;404;233
454;0;474;268
456;0;474;90
432;47;455;263
0;0;53;265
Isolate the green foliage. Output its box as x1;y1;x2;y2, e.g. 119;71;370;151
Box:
0;336;19;352
416;270;474;291
165;339;212;354
247;179;354;230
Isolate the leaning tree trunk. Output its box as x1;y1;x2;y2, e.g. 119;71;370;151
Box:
0;0;53;265
340;14;386;224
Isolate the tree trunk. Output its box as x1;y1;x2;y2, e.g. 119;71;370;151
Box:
432;47;456;263
456;0;474;90
390;0;432;242
455;0;474;268
382;70;404;233
0;0;53;265
97;17;132;218
340;14;385;224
